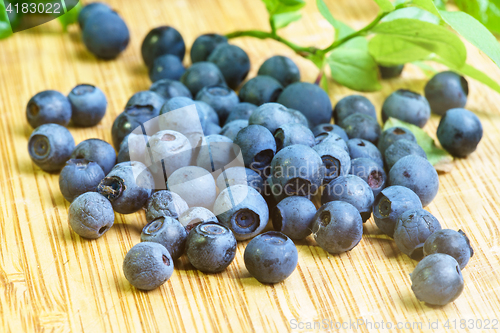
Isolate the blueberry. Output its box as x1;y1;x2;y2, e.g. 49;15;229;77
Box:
272;196;316;240
180;62;227;97
190;33;228;63
207;44;250;89
277;82;332;127
377;127;416;156
150;79;193;100
322;175;374;222
178;207;218;232
71;138;117;175
26;90;72;128
196;85;239;124
97;161;154;214
149;54;186;82
185;222;237;273
373;185;422;238
216;167;265;194
141;26;185;68
204;122;222;135
117;133;150;164
78;2;112;29
196;100;220;126
213;185;269;240
68;84;107;127
59;159;105;202
270;145;324;202
225;102;257;125
257;55;300;87
123;242;174;291
244;231;298;283
347;138;384;168
382;89;431;128
425;71;468;116
28;124;75;172
249;103;308;135
384;139;427;171
349;158;386;198
145;190;189;223
389;155;438;207
313;143;351;184
312;123;349;142
275;123;315;151
312;201;363;254
239;75;284;106
111;104;161;150
437;108;483;158
159;97;205;147
340;113;381;144
82;11;129;59
141;216;187;260
333;95;377;124
379;64;404;79
221;120;248;141
147;130;193;179
314;132;349;153
126;90;165;112
196;135;239;177
423;229;473;270
68;192;114;239
394;209;442;259
234;125;276;177
410;253;464;306
167;166;217;209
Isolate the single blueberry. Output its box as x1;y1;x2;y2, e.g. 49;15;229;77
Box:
382;89;431;128
313;142;351;185
277;82;332;127
425;71;468;116
379;64;404;79
167;166;217;210
149;54;186;82
225;102;257;125
257;55;300;87
123;242;174;291
377;127;416;156
196;135;239;178
26;90;72;128
28;124;75;173
349;157;386;198
141;26;185;68
234;124;276;177
333;95;377;124
411;253;464;306
272;196;316;240
68;84;107;127
204;122;222;135
221;120;248;141
178;207;218;232
312;123;349;142
340;113;381;144
141;216;187;260
82;11;130;59
71;138;116;175
195;85;239;124
185;222;237;273
423;229;474;270
389;155;438;207
314;132;349;153
437;108;483;158
384;139;427;171
145;190;189;223
68;192;114;239
249;103;308;135
147;130;193;179
373;185;422;238
239;76;284;106
207;44;250;89
59;159;105;202
181;62;227;97
244;231;298;284
150;79;193;100
312;201;363;254
275;123;315;151
190;33;228;63
97;161;154;214
347;138;384;168
78;2;112;29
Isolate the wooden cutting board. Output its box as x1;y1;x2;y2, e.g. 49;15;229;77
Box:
1;0;499;332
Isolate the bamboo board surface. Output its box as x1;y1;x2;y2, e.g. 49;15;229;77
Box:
1;0;500;332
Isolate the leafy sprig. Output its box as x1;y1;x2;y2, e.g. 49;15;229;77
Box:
226;0;500;94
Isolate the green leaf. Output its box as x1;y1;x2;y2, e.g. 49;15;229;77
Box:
383;117;454;171
433;0;448;10
273;11;302;29
327;48;382;91
306;53;325;69
340;36;368;50
265;0;305;30
0;1;12;40
410;0;441;16
382;7;440;24
373;0;395;12
370;18;467;68
316;0;354;39
369;34;432;65
58;2;82;31
439;10;500;68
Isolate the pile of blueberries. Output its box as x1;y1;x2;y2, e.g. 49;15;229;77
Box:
26;2;483;306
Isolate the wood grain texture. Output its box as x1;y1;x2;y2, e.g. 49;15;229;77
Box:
1;0;500;332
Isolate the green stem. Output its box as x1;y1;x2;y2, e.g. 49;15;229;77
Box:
226;30;317;55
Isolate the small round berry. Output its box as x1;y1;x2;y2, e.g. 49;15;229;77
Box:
68;192;114;239
141;216;187;260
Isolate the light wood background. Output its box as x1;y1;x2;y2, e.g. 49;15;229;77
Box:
1;0;500;332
